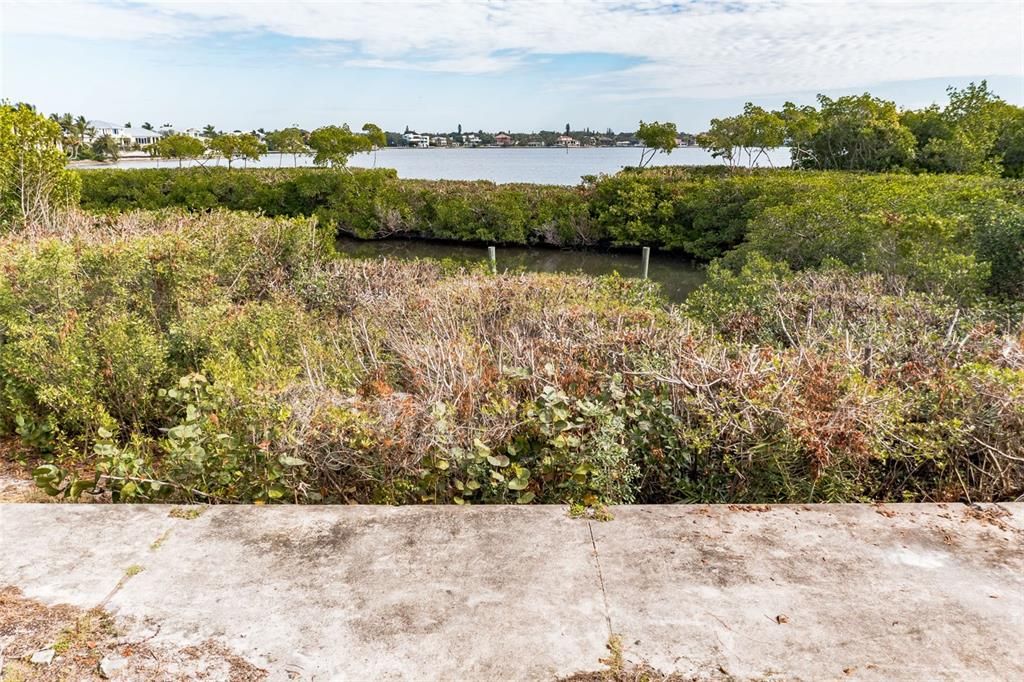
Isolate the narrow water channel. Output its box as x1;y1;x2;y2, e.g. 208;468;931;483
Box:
335;238;706;302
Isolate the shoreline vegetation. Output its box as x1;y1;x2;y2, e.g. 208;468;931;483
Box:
78;166;1024;297
53;81;1024;179
2;102;1023;506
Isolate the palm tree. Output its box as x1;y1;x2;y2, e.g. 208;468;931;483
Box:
48;113;78;156
70;116;94;159
91;134;120;162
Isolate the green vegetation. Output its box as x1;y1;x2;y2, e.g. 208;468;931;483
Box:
78;165;1024;299
0;103;81;227
308;123;386;168
2;209;1021;505
151;133;206;167
2;97;1023;506
699;81;1024;176
264;126;310;166
147;121;386;169
207;132;266;169
635;121;678;168
47;113;93;160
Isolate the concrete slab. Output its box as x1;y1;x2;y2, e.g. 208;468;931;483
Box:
106;506;607;681
1;503;1022;681
0;504;174;607
590;504;1024;681
998;502;1024;531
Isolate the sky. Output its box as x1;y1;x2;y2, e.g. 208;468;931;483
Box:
1;0;1022;134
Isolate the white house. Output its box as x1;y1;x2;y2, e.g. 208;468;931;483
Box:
403;132;430;148
159;127;208;140
123;127;162;147
555;135;580;147
87;120;122;139
87;120;162;148
430;136;449;147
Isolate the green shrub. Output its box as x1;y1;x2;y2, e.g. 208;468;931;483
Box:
77;167;1024;296
975;205;1024;299
4;209;1022;505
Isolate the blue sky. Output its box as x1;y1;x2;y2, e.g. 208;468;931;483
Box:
1;1;1022;133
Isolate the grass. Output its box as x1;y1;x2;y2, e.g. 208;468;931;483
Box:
168;507;205;520
560;635;697;681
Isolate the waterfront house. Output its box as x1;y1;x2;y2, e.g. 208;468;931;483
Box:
403;132;430;148
159;126;206;140
495;133;514;147
430;136;449;147
556;135;580;147
87;120;163;148
124;127;162;147
87;120;123;139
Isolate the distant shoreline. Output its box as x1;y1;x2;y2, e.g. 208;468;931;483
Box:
68;146;791;183
66;144;709;169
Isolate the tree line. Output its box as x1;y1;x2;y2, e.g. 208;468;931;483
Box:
696;81;1024;177
147;124;387;169
43;112;388;169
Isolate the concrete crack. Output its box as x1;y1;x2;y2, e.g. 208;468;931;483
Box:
97;567;138;609
587;521;613;637
97;524;170;608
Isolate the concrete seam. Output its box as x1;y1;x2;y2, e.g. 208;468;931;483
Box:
97;572;133;609
587;521;613;638
97;517;176;609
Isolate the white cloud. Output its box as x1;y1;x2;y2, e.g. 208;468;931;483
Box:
3;0;1022;98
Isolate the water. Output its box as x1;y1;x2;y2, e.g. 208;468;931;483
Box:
75;147;726;297
335;237;705;302
73;146;792;186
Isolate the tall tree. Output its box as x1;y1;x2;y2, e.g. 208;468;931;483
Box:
994;107;1024;178
71;117;93;159
778;102;820;168
265;127;309;167
307;123;383;168
152;134;206;167
208;134;239;168
635;120;678;168
0;103;81;227
918;81;1009;175
236;133;266;167
804;94;915;171
698;105;784;168
697;116;743;167
91;134;120;162
209;133;265;169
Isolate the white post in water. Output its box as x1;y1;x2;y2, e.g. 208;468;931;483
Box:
488;246;497;275
641;246;650;280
